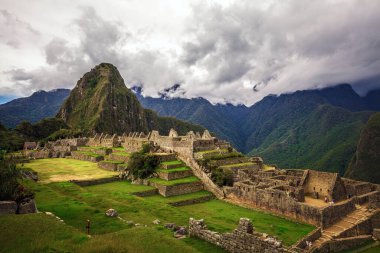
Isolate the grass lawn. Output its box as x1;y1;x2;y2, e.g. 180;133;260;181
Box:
101;160;124;164
149;176;200;186
112;151;131;156
21;158;117;183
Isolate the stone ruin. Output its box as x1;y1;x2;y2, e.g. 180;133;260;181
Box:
189;218;287;253
20;128;380;252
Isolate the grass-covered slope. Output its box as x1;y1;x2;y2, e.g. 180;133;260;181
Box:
249;105;373;174
345;112;380;183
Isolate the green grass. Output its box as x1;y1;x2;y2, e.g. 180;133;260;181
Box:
21;158;117;183
112;151;131;157
157;167;191;173
76;151;103;158
2;158;316;252
81;146;109;150
112;147;125;151
145;190;213;204
24;178;312;246
149;176;200;186
195;149;228;155
179;200;314;245
161;160;183;165
219;162;255;168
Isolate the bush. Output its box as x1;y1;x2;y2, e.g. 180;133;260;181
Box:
211;168;234;187
0;153;21;200
126;145;159;179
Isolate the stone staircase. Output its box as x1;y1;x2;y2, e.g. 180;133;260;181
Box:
312;205;372;248
149;159;204;197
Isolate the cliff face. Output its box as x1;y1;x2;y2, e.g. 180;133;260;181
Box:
57;63;204;135
345;112;380;183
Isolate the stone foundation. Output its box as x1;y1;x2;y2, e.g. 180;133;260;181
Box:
71;152;104;162
169;195;215;207
157;170;193;180
314;235;372;253
108;153;130;163
98;161;122;171
70;177;119;186
189;218;287;253
152;181;204;197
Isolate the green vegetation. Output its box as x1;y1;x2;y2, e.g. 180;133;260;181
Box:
339;240;380;253
101;160;123;164
0;155;314;252
345;112;380;183
219;162;254;168
149;176;200;186
127;145;160;179
157;167;191;173
162;160;183;166
75;151;103;158
22;158;117;183
211;168;234;187
112;151;130;156
0;153;34;201
56;63;204;135
196;149;228;155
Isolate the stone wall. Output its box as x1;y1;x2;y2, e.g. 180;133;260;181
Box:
0;199;37;215
71;152;104;162
294;228;322;249
152;181;203;197
178;154;225;199
321;198;356;228
169;195;215;207
109;153;130;163
70;177;119;186
132;189;159;197
189;218;288;253
157;170;193;180
98;161;120;171
225;182;322;227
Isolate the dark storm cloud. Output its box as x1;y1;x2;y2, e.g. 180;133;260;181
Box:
180;0;380;104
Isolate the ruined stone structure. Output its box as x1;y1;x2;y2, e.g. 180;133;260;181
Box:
189;218;288;253
22;128;380;253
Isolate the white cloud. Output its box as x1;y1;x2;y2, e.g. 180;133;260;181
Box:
0;0;379;105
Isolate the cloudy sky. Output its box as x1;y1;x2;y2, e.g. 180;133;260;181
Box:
1;0;380;105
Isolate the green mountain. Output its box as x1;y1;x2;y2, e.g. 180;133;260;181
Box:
0;89;70;128
345;112;380;183
56;63;203;135
137;84;380;174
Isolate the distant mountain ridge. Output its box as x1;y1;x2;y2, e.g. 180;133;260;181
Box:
136;84;380;174
0;89;70;128
1;77;380;176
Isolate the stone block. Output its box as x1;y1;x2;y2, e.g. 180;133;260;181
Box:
18;199;37;214
0;201;17;215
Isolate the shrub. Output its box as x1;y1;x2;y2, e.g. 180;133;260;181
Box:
211;168;234;187
126;145;159;179
0;153;21;200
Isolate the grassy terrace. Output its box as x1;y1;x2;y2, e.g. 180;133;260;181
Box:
112;147;125;151
157;167;191;173
149;176;200;186
80;146;110;150
74;151;103;158
219;162;255;168
21;158;117;183
112;151;130;156
195;149;228;155
101;160;124;164
2;159;315;252
161;160;183;166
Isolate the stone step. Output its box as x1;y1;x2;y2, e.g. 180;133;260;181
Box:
149;176;203;197
157;167;193;181
160;160;185;170
108;152;130;163
98;160;124;171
